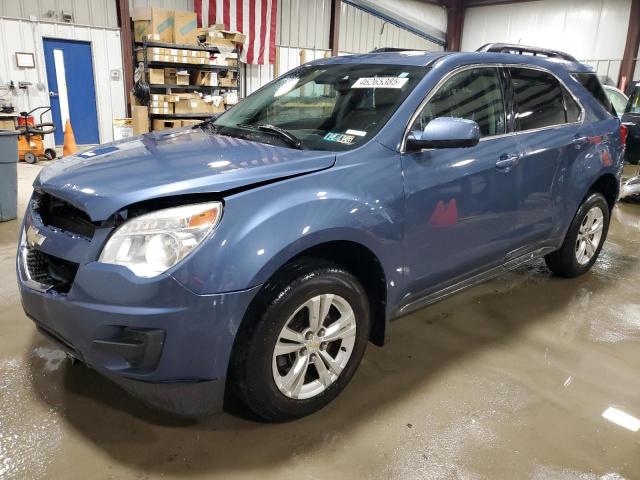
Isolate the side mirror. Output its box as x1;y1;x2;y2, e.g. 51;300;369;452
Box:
406;117;481;151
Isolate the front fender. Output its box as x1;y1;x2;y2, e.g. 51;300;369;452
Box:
170;147;405;298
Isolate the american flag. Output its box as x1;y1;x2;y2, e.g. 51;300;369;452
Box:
194;0;277;65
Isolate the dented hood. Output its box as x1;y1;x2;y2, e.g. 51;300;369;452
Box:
35;128;336;221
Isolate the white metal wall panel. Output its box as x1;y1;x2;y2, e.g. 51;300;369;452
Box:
338;2;442;54
0;18;125;147
243;64;274;96
0;0;118;27
462;0;631;62
367;0;446;33
276;0;331;49
128;0;194;11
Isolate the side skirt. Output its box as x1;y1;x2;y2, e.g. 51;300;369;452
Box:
392;246;556;319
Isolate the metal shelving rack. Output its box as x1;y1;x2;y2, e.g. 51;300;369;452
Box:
135;40;241;131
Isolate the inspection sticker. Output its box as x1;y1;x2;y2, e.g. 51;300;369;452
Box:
324;132;356;144
352;77;409;89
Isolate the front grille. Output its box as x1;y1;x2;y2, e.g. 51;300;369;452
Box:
34;192;96;238
25;248;79;294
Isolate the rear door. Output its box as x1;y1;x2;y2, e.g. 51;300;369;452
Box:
508;67;591;248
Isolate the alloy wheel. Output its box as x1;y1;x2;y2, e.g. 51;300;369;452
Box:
272;294;357;400
575;205;604;265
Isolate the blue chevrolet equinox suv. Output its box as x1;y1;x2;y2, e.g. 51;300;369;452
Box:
18;45;624;421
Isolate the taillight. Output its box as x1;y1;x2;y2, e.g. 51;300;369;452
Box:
621;124;628;145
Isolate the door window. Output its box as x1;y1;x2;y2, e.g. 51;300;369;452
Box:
511;68;567;131
411;67;506;138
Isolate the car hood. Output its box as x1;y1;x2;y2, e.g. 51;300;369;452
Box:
35;128;336;221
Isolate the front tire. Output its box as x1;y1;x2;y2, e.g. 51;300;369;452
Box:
545;192;610;277
228;259;370;422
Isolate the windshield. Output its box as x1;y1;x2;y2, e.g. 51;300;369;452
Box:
211;63;427;151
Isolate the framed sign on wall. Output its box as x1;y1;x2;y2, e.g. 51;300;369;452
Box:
16;52;35;68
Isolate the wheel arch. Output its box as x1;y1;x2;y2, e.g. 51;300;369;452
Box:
588;172;619;211
248;238;389;347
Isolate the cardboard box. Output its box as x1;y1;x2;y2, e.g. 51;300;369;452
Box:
174;10;198;44
176;70;190;85
193;70;218;86
132;7;174;43
129;92;150;135
227;58;238;67
218;76;238;88
220;30;246;44
208;38;236;51
164;67;177;85
148;68;164;85
180;119;203;127
173;94;223;114
152;119;181;131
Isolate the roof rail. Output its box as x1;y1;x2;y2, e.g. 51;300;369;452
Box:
369;47;424;53
476;43;577;62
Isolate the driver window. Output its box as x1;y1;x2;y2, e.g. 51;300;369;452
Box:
412;67;506;137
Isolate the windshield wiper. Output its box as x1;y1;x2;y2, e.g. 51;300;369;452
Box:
238;123;304;149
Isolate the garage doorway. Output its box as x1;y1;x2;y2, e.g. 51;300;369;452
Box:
43;38;100;146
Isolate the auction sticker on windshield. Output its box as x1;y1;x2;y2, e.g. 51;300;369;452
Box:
352;77;409;89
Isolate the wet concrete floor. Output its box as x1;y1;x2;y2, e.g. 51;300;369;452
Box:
1;163;639;479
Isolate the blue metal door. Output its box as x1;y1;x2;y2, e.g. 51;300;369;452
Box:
43;38;99;145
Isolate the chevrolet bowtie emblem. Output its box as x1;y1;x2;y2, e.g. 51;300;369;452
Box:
26;225;46;248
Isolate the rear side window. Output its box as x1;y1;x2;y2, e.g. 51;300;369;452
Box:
510;68;567;131
572;73;616;115
412;67;506;137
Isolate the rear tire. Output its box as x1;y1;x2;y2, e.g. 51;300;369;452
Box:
545;192;610;278
228;259;370;422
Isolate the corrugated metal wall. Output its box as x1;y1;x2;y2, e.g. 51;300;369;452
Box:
244;0;445;96
338;1;443;54
0;18;125;147
277;0;331;49
0;0;118;27
128;0;194;12
461;0;632;84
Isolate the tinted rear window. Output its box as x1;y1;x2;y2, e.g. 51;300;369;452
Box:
510;68;566;131
572;73;616;115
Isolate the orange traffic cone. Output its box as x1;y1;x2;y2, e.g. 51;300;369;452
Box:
63;119;77;156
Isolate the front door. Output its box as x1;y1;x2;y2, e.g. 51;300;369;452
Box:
43;38;100;145
402;66;521;296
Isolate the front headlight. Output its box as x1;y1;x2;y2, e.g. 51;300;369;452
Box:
99;202;222;278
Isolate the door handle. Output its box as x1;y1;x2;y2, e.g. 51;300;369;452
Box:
49;91;58;97
495;153;519;170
